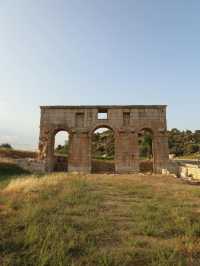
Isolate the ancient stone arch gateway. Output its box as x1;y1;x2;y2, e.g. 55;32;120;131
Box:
38;105;169;173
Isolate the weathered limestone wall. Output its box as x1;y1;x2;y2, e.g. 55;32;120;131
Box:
38;105;169;173
16;159;45;173
179;164;200;180
164;161;200;181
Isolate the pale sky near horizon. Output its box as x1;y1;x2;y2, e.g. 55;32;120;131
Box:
0;0;200;150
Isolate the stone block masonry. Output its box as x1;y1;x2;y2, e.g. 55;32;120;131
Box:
38;105;169;173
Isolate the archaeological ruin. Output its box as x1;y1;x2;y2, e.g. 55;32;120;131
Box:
38;105;169;173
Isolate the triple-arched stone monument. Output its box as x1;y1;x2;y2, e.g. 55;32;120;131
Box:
38;105;169;173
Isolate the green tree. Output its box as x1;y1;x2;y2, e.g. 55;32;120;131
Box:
55;141;69;155
0;143;13;149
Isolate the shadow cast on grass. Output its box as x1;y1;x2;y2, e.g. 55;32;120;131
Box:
0;161;30;184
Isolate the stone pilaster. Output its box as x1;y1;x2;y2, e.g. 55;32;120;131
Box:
68;130;91;173
153;133;169;173
115;129;139;173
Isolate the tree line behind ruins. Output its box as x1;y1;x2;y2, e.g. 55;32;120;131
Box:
0;128;200;159
54;129;200;159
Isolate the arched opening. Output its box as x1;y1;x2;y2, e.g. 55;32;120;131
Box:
138;129;154;173
53;130;69;171
91;126;115;173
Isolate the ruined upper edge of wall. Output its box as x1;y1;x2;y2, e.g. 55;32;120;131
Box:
40;105;167;110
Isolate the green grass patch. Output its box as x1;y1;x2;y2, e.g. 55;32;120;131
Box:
0;160;29;188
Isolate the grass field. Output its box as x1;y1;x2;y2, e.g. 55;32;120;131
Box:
1;161;200;265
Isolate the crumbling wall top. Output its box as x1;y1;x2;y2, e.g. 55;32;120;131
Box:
40;105;167;110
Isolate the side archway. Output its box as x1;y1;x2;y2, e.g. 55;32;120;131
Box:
53;129;70;171
138;128;154;172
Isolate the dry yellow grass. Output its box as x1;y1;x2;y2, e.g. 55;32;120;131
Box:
1;172;200;265
3;174;69;193
2;172;177;194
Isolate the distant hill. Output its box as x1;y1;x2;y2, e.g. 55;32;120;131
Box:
0;147;37;159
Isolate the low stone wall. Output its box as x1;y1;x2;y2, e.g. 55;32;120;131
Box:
161;161;177;176
91;159;115;173
164;160;200;180
179;164;200;180
15;159;45;173
139;160;153;173
15;158;200;180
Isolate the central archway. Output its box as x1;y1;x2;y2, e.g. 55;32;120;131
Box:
91;126;115;173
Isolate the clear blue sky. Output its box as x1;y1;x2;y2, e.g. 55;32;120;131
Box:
0;0;200;150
